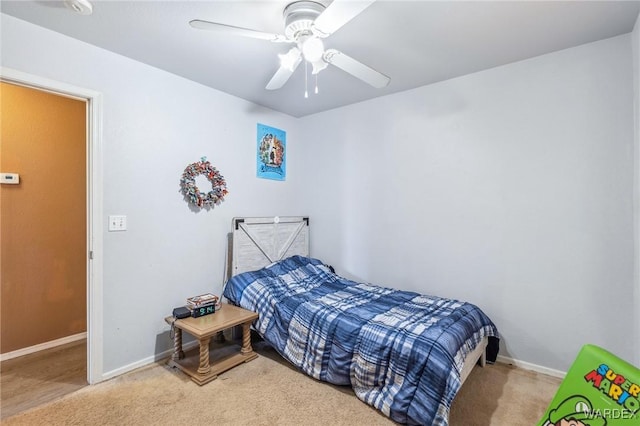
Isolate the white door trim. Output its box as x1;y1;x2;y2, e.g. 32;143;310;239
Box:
1;67;104;384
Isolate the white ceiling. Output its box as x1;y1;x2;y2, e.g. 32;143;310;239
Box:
2;0;639;117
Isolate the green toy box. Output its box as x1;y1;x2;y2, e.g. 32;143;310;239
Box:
538;344;640;425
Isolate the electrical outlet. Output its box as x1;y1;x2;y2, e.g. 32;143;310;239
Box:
108;215;127;231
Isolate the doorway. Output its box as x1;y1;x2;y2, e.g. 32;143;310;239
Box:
0;68;104;387
0;81;87;417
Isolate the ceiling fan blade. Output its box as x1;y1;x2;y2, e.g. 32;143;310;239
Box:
189;20;290;43
312;0;375;37
324;49;390;88
266;48;302;90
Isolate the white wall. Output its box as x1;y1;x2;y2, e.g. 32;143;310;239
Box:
1;14;304;375
300;35;635;372
633;13;640;367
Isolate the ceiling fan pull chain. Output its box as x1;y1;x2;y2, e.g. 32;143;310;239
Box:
315;74;319;94
304;60;309;99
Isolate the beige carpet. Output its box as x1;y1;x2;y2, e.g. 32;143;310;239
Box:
3;341;561;425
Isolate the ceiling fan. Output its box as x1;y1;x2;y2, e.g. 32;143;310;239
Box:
189;0;390;94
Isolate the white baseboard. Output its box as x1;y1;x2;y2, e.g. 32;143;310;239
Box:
101;340;199;381
0;332;87;362
496;355;566;379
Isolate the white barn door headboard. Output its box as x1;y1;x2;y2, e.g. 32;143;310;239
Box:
228;216;309;279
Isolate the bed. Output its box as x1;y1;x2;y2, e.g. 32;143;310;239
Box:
223;216;499;425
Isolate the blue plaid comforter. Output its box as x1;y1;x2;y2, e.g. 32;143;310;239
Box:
223;256;499;425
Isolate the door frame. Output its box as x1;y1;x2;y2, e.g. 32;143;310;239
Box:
1;67;104;384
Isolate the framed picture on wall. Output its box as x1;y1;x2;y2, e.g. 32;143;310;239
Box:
257;123;286;181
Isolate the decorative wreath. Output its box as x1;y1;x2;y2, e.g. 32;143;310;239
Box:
180;157;228;208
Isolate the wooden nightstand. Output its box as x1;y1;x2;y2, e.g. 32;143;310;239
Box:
165;304;259;385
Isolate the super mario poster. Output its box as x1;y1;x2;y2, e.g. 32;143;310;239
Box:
257;123;286;181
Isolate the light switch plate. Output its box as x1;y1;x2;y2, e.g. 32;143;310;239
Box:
108;215;127;231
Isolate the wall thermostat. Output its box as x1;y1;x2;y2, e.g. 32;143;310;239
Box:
0;173;19;184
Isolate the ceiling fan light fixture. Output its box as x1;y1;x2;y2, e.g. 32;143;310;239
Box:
310;59;328;75
279;47;302;72
301;37;324;63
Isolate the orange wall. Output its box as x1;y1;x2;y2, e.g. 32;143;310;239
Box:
1;82;87;354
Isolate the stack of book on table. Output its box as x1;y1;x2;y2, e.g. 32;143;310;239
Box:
186;293;221;318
